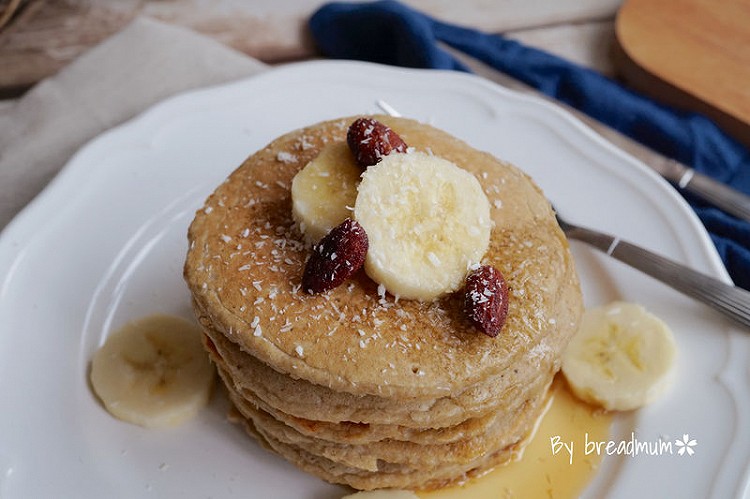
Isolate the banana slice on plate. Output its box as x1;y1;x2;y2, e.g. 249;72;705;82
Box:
354;151;492;301
291;141;360;244
90;315;215;428
562;301;677;411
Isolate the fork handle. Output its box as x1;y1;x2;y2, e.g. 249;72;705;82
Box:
655;159;750;223
566;226;750;328
681;169;750;223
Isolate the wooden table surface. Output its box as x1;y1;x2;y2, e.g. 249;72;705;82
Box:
0;0;620;97
3;0;746;148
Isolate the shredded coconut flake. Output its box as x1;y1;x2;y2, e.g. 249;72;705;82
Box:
276;151;297;164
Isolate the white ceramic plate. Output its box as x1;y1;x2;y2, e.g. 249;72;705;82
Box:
1;61;748;498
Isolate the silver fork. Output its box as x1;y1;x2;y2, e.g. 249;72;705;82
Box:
555;209;750;329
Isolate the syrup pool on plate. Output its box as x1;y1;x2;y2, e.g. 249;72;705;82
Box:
419;376;613;499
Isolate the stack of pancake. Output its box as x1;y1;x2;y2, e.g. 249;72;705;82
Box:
184;116;583;490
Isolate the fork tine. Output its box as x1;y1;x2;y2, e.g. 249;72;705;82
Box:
551;204;572;232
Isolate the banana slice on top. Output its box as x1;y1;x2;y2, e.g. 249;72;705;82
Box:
90;315;215;428
354;151;492;301
562;301;677;411
291;141;360;244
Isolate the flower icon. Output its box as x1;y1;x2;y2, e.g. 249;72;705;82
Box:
675;434;697;456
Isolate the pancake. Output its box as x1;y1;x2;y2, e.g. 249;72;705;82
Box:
215;354;530;446
184;115;583;490
229;393;548;491
210;334;550;448
223;370;548;472
186;116;580;398
201;315;556;428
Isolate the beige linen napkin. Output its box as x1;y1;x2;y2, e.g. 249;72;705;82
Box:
0;17;268;230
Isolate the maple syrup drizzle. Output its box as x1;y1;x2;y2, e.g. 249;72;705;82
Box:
420;376;612;499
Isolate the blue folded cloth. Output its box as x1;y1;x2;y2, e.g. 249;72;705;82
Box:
310;0;750;290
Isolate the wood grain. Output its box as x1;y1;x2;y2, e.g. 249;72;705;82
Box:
0;1;137;96
615;0;750;148
0;0;311;97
